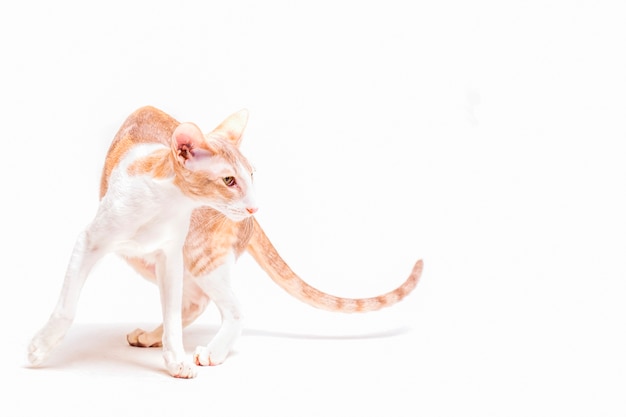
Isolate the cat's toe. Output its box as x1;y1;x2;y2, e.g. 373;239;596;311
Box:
167;361;197;379
27;342;48;366
127;328;162;347
126;328;146;346
28;333;57;366
194;346;227;366
28;320;73;366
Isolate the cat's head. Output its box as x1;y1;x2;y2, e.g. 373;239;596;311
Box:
170;110;257;221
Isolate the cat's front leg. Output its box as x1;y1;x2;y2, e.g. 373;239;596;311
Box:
193;255;243;366
155;250;196;378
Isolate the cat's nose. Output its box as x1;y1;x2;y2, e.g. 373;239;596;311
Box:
246;207;258;214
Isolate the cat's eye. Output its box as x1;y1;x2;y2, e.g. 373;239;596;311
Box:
223;177;237;187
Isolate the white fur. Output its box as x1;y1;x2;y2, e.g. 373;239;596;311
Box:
183;148;223;173
28;143;254;378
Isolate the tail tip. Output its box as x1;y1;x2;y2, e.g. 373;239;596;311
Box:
412;259;424;283
414;258;424;272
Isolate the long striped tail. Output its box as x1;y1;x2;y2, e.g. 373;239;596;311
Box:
246;218;423;313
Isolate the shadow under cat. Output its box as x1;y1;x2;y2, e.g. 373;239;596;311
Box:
23;322;410;373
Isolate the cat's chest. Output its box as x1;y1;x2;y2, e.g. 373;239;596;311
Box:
115;215;190;257
108;188;195;255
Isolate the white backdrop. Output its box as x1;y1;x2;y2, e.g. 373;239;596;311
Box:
2;1;625;416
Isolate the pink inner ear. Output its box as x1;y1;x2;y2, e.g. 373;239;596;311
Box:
173;122;206;162
176;134;195;161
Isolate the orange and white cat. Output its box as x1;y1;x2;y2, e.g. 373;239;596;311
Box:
28;106;423;378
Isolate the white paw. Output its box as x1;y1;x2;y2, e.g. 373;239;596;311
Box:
28;321;70;366
193;345;229;366
166;360;197;379
163;351;197;378
28;336;52;366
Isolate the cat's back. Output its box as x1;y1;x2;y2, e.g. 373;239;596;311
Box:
100;106;180;198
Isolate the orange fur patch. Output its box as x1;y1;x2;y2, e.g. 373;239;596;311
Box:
100;106;179;198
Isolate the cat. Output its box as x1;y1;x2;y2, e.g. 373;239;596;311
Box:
28;106;424;378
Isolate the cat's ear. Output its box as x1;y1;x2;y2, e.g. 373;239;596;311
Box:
209;109;249;146
171;122;215;171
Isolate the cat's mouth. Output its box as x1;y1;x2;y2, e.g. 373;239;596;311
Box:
208;202;256;222
233;209;256;221
224;208;255;222
227;214;251;222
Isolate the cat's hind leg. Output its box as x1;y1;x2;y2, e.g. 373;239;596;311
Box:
28;229;107;366
193;253;243;366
